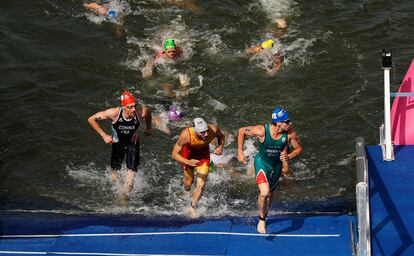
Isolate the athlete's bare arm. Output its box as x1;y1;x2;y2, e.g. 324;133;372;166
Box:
266;54;284;77
167;0;202;14
209;124;225;156
286;129;302;160
237;125;265;164
281;146;292;177
88;107;119;144
247;45;262;54
142;57;155;78
141;106;152;136
172;129;199;167
84;3;108;15
280;128;302;162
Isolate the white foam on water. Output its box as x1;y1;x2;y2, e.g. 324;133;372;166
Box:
337;153;354;166
66;162;108;185
259;0;297;22
201;33;224;55
208;98;228;111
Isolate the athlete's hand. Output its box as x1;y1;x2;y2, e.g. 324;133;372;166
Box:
187;159;200;167
102;134;113;144
280;151;289;162
179;74;190;87
238;151;247;164
214;146;223;156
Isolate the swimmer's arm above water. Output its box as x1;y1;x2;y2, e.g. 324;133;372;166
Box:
266;54;284;77
142;58;155;78
247;45;262;54
88;107;119;144
237;125;265;164
84;3;108;15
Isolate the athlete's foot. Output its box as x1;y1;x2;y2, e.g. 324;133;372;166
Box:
116;193;129;207
188;205;199;219
257;220;267;234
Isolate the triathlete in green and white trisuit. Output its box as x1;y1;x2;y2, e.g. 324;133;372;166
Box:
254;124;288;191
238;107;303;234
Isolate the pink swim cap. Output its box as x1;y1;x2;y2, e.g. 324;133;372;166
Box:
168;106;182;121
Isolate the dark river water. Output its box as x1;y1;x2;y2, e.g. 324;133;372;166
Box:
1;0;414;217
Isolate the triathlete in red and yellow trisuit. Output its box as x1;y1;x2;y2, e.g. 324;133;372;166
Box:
182;126;214;176
172;117;225;217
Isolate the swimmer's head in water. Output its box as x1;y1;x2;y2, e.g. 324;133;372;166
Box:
164;38;176;49
106;10;118;18
168;106;182;121
261;39;275;49
271;107;289;123
120;91;136;107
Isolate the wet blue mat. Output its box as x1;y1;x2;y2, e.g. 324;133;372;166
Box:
0;212;355;255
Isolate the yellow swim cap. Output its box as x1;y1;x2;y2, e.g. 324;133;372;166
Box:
261;39;275;49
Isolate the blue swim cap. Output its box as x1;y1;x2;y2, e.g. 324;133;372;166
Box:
106;10;117;18
271;107;289;123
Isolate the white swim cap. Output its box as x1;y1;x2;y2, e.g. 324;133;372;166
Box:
193;117;209;133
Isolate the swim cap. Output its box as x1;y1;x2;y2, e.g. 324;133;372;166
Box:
120;91;136;107
261;39;275;49
164;38;176;49
193;117;209;133
168;106;182;121
106;10;117;18
271;107;289;123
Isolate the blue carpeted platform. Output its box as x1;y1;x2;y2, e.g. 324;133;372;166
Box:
0;212;355;255
367;145;414;256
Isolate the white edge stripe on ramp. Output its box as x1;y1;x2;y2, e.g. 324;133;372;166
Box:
0;251;212;256
1;251;214;256
0;231;340;238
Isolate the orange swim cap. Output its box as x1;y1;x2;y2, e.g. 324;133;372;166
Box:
120;91;136;107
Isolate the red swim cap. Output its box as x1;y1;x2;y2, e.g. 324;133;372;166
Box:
120;91;136;107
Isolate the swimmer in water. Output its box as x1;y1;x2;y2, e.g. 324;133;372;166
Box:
153;105;184;135
84;1;130;37
247;38;285;77
84;2;120;19
167;0;202;14
142;38;190;87
272;18;287;39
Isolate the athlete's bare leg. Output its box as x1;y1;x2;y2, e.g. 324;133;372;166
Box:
249;159;255;176
257;182;271;234
121;170;136;196
111;170;118;183
183;172;194;192
188;173;208;218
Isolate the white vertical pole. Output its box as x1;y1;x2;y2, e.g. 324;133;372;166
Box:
384;68;393;160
